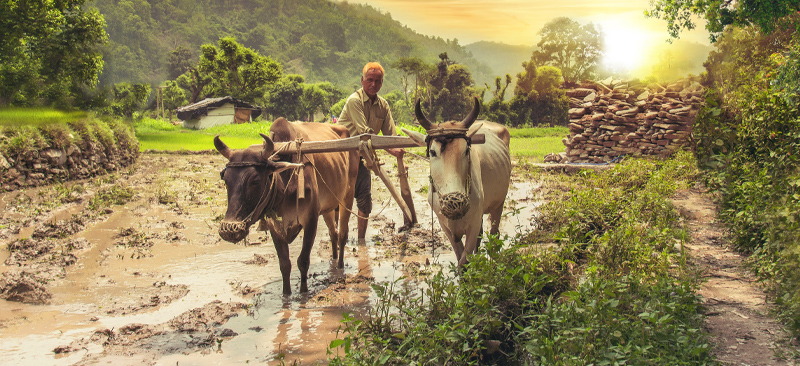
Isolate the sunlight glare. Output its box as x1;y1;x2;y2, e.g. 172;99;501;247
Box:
598;21;651;74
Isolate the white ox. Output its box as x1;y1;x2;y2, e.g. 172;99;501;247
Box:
403;97;511;266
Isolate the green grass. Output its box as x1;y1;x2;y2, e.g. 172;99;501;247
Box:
134;118;266;150
0;108;88;127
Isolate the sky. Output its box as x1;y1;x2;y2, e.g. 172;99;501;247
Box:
353;0;713;75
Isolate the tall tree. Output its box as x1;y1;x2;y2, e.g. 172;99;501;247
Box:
0;0;107;106
110;82;151;118
392;57;430;121
532;17;603;84
198;37;283;102
508;63;568;126
646;0;800;42
423;53;478;122
166;46;194;80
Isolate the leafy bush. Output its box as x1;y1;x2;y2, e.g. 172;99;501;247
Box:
693;24;800;334
330;152;710;365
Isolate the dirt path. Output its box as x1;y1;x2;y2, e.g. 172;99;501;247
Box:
673;188;797;365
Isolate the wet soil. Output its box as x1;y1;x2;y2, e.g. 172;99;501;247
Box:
673;187;798;365
2;152;794;365
0;152;538;365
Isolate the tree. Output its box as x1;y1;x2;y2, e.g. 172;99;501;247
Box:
110;83;151;118
0;0;107;106
532;17;603;84
391;57;430;121
195;37;283;102
299;82;343;121
423;53;479;122
646;0;800;42
161;80;188;121
166;47;194;80
508;63;568;126
264;75;306;120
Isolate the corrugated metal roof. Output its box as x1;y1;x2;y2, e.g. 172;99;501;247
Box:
176;96;262;120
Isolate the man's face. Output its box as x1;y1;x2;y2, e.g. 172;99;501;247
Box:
361;69;383;98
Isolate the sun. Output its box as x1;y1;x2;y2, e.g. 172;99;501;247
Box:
597;20;651;74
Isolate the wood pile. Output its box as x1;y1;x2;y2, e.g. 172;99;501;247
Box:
555;77;705;164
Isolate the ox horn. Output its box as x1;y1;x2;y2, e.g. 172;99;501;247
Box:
214;135;232;160
460;96;480;128
414;99;434;130
259;133;275;161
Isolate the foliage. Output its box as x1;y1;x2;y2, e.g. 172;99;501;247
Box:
421;53;481;122
111;83;151;118
194;37;282;103
483;63;569;127
90;0;493;97
161;80;188;120
88;184;135;211
646;0;800;42
531;17;604;84
0;0;107;107
692;20;800;335
330;152;710;365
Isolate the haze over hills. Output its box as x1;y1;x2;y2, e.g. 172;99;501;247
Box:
464;41;535;80
92;0;500;94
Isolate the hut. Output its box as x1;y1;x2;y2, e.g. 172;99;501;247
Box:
177;96;262;129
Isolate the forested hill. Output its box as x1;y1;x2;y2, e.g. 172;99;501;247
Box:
91;0;494;93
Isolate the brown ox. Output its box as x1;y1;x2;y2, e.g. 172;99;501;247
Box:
214;118;358;296
403;97;511;266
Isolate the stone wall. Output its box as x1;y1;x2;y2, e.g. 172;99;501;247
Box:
548;78;705;164
0;138;138;192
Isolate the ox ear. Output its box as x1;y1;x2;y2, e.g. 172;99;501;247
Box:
466;122;483;139
271;161;303;174
259;133;275;161
401;128;426;146
414;99;434;130
214;135;232;160
460;96;481;128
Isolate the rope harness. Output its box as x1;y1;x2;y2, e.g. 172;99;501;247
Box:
424;127;474;220
218;161;280;240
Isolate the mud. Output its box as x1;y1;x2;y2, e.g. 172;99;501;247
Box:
0;152;539;365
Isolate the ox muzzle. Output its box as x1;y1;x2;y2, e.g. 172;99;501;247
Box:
438;191;470;220
219;220;250;243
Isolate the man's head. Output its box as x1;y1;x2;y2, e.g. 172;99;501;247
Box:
361;62;384;98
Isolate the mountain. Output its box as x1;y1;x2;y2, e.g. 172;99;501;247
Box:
464;41;535;81
91;0;496;94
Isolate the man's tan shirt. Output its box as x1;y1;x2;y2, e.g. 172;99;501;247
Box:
337;88;396;136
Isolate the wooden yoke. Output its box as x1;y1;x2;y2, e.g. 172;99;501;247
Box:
251;133;485;231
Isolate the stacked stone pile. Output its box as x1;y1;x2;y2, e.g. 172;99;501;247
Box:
553;78;704;164
0;140;138;192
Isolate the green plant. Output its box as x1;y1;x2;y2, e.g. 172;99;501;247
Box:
88;185;134;211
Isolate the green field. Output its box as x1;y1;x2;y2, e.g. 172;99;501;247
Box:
0;108;89;127
134;118;568;161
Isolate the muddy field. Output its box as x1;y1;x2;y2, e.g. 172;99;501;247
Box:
0;152;539;365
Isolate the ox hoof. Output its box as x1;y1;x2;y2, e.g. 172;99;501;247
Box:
398;223;415;233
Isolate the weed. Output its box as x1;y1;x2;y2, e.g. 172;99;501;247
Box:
88;185;134;211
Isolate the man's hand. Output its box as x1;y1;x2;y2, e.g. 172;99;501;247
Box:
386;148;405;158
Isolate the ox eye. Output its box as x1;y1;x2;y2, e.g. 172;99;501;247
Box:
219;168;226;180
429;150;437;158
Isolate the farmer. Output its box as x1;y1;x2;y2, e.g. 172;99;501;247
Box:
337;62;405;241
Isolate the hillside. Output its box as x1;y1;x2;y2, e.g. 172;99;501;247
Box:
464;41;534;80
91;0;495;94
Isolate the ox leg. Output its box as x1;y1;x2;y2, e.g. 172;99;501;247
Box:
322;211;338;260
273;239;292;296
488;204;503;236
441;224;464;262
459;225;482;267
297;218;318;293
336;203;353;269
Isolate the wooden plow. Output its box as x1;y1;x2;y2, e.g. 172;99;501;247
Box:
257;133;486;230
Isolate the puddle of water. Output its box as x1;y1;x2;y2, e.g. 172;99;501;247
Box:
0;154;540;365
